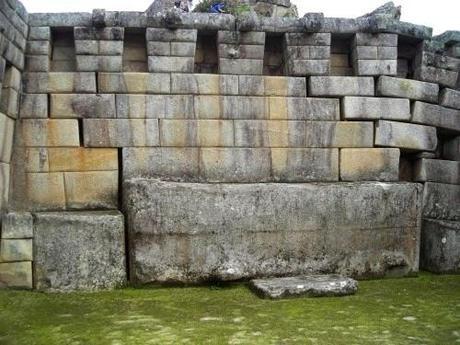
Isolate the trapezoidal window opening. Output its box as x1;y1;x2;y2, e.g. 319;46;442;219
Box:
263;34;285;76
194;31;218;74
50;27;76;72
330;34;353;76
397;36;420;79
123;28;148;72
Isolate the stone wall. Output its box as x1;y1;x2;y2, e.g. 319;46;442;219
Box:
0;1;459;290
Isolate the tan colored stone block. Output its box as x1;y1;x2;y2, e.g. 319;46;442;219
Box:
269;97;288;120
340;148;400;181
0;239;33;262
0;262;32;289
98;73;171;94
234;120;305;147
19;119;80;147
264;77;307;97
0;87;19;118
24;148;49;172
194;96;222;119
271;148;339;182
0;163;10;211
24;72;97;93
160;120;234;147
48;148;119;172
50;94;116;118
64;171;118;210
25;172;66;210
305;122;374;148
0;112;15;163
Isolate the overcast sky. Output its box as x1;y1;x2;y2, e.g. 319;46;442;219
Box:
21;0;459;35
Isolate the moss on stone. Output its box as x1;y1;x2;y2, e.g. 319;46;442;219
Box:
0;273;459;344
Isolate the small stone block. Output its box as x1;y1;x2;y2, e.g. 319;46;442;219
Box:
309;77;374;97
0;262;32;289
1;212;33;239
0;239;33;262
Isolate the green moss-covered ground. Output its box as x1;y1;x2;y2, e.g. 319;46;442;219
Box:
0;273;459;345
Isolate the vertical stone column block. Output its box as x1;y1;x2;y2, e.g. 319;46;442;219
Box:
352;33;397;76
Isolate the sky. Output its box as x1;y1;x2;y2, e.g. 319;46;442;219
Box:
21;0;459;35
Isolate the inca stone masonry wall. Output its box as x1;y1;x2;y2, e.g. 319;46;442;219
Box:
0;0;459;290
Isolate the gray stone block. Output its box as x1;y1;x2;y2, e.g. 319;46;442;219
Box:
148;56;194;73
414;66;458;88
75;40;123;55
146;28;197;42
423;182;460;221
28;27;51;41
76;55;123;72
377;76;439;103
375;120;437;151
1;212;33;239
0;112;15;162
443;136;460;161
50;94;116;119
116;94;166;118
74;27;124;41
238;76;264;96
250;275;358;299
287;59;329;76
440;88;460;110
264;76;307;97
29;13;92;27
0;262;32;289
24;72;97;93
170;42;196;57
420;219;460;274
412;101;460;133
353;33;398;46
285;33;331;46
221;96;268;119
25;55;50;72
98;73;170;94
414;158;460;185
285;46;330;60
342;97;410;121
353;46;397;60
26;41;51;55
146;41;170;56
309;77;374;97
355;60;397;76
83;119;160;147
217;31;265;45
171;73;238;95
234;120;305;147
219;58;263;75
0;239;33;262
123;180;421;283
19;94;48;118
33;211;126;291
0;163;9;211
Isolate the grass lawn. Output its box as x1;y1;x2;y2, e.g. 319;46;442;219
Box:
0;273;459;345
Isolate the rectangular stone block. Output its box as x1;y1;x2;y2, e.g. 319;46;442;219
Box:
116;94;165;118
264;76;306;97
286;46;330;60
285;33;331;46
76;55;123;72
98;73;170;94
0;163;9;211
0;112;14;163
83;119;160;147
414;66;458;88
48;148;118;172
122;147;200;181
421;219;460;274
0;239;33;262
19;119;80;147
25;55;50;72
64;171;118;210
146;28;197;42
353;46;397;60
24;148;49;172
33;211;126;291
342;97;411;121
340;148;400;182
124;180;421;283
375;120;437;151
50;94;116;118
75;40;123;55
171;73;238;95
412;101;460;133
1;212;33;239
414;159;460;185
238;75;264;96
219;59;263;75
443;136;460;161
305;121;374;148
74;27;124;41
164;95;194;119
217;31;265;45
440;88;460;110
269;98;340;121
423;182;460;221
221;96;268;119
19;93;48;118
3;66;20;90
24;72;97;93
287;59;329;76
28;27;51;41
309;76;374;96
24;172;66;210
146;41;170;56
26;40;51;55
355;60;397;76
148;56;194;73
354;33;398;46
377;76;439;103
0;262;32;289
271;148;338;182
200;148;271;182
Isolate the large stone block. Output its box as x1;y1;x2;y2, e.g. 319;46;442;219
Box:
342;97;410;121
0;239;33;262
270;98;340;121
412;101;460;133
98;73;170;94
414;159;460;185
25;55;50;72
76;55;123;72
309;77;374;96
122;147;200;181
217;31;265;45
238;75;264;96
264;76;306;97
414;66;458;88
0;112;14;163
48;148;118;172
19;119;80;147
19;93;48;118
219;59;263;75
75;40;123;55
375;120;437;151
354;33;398;46
420;219;460;274
146;28;197;42
285;33;331;46
0;262;32;289
440;88;460;110
234;120;305;147
83;119;160;147
354;60;397;76
123;180;421;283
221;96;268;119
50;94;116;118
353;46;397;60
74;27;124;41
148;56;194;73
0;87;19;118
159;120;234;147
287;60;330;76
24;172;66;211
115;94;167;118
200;148;271;182
26;41;51;55
271;148;338;182
33;211;126;291
423;183;460;221
1;212;33;239
377;76;439;103
24;72;97;93
305;121;374;148
340;148;400;182
64;171;118;210
28;27;51;41
171;74;238;95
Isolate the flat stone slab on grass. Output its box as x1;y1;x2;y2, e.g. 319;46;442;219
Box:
250;275;358;299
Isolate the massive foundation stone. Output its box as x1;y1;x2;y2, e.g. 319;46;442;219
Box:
124;179;422;284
